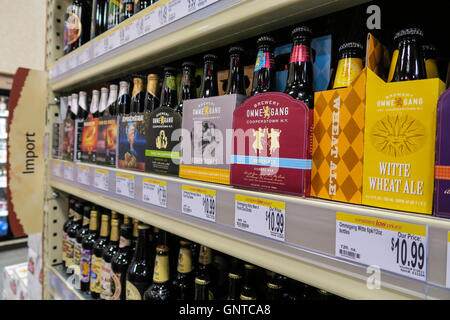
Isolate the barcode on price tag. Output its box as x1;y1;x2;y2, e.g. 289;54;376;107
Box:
116;173;135;199
94;169;109;191
235;195;286;242
336;212;428;281
181;185;216;222
52;160;62;177
77;165;90;186
142;178;167;208
63;162;75;181
446;232;450;288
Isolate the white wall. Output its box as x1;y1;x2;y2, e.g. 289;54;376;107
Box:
0;0;47;74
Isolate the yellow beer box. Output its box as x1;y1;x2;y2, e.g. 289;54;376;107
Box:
362;72;445;214
311;34;387;204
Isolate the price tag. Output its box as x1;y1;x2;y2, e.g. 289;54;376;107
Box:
63;162;75;181
336;212;428;281
142;178;167;208
181;185;216;222
447;232;450;288
52;160;62;177
93;169;109;192
235;195;285;241
77;165;90;186
115;173;135;199
78;45;91;66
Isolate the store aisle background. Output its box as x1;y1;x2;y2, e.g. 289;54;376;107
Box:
0;244;28;299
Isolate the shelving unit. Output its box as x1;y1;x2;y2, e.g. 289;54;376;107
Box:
43;0;450;301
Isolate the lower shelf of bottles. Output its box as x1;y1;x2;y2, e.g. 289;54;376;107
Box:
49;159;450;299
47;264;93;300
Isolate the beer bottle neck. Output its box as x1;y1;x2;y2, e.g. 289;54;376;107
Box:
227;273;242;299
179;68;196;104
99;216;110;237
90;91;100;114
393;37;426;82
160;74;177;108
200;62;218;98
153;252;170;283
110;220;120;242
132;79;144;99
89;213;98;231
286;39;313;88
146;76;159;98
177;244;193;274
226;54;246;95
133;227;150;261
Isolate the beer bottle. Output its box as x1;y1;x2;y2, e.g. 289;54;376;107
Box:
177;62;197;115
126;224;152;300
66;201;83;274
78;91;89;120
190;242;199;274
251;35;276;95
90;89;100;118
64;0;93;55
212;252;229;299
80;210;99;292
144;74;160;112
143;245;172;300
91;0;108;39
285;27;314;109
226;47;246;95
74;205;91;271
130;77;145;113
239;263;257;300
70;93;79;121
200;54;219;98
117;81;131;115
160;67;178;109
391;28;426;82
136;0;151;12
422;44;439;79
66;95;74;121
62;198;76;271
107;0;121;29
195;245;215;299
120;0;135;23
265;273;284;300
194;277;213;300
333;42;364;89
110;216;133;300
172;240;194;299
100;215;120;300
131;218;139;255
107;84;119;116
97;87;109;117
90;213;110;299
225;259;243;300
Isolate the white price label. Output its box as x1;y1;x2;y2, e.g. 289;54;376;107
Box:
336;212;428;281
94;169;109;192
63;162;75;181
77;165;90;186
116;173;135;199
142;178;167;208
78;45;91;66
182;185;216;222
235;195;285;241
447;232;450;288
52;160;62;177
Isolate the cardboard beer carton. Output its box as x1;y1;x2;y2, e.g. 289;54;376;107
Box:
62;118;75;161
180;94;247;185
96;116;118;167
362;73;445;214
80;115;98;163
311;34;387;204
118;113;150;172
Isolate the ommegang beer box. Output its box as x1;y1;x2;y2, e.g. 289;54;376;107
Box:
80;115;98;163
435;89;450;218
230;92;312;196
180;94;247;184
62;118;75;161
118;113;149;172
145;106;182;175
96;116;118;167
311;34;387;204
362;73;445;214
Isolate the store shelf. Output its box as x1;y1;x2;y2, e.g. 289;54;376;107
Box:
49;159;450;300
49;0;368;92
47;264;93;300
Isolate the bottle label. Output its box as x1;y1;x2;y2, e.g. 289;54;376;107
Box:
254;51;274;71
199;246;212;265
387;49;399;82
333;57;364;89
100;261;113;300
290;45;312;63
74;241;82;266
82;217;90;227
177;247;192;274
126;280;142;300
80;248;92;283
90;254;103;293
111;272;122;300
153;255;169;283
66;237;75;267
119;236;131;248
65;13;81;45
147;80;158;97
167;76;176;91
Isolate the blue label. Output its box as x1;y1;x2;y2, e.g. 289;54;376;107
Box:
231;155;312;170
254;51;266;72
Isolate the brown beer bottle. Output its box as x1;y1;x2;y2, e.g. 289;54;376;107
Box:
239;263;257;300
226;47;246;95
131;78;145;113
160;67;178;109
90;213;110;299
177;62;197;115
144;74;160;112
251;35;276;96
100;216;120;300
172;240;194;299
200;54;219;98
80;210;99;292
143;245;172;300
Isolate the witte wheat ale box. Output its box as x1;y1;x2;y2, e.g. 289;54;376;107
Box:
231;92;312;196
362;70;445;214
434;89;450;218
96;116;118;167
180;94;247;184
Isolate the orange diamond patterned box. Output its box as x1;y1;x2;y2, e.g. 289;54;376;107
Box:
311;34;387;204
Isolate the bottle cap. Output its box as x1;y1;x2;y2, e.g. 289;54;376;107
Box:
229;46;245;55
394;28;424;40
203;54;218;62
79;91;87;97
179;239;192;246
101;214;109;221
119;81;129;88
228;272;242;280
147;73;159;80
92;89;99;96
256;35;275;46
182;61;196;68
267;282;282;290
156;245;169;253
195;277;210;285
111;219;119;226
291;26;313;37
138;223;150;230
133;77;143;85
338;42;364;52
101;87;109;93
109;84;118;91
244;263;256;270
